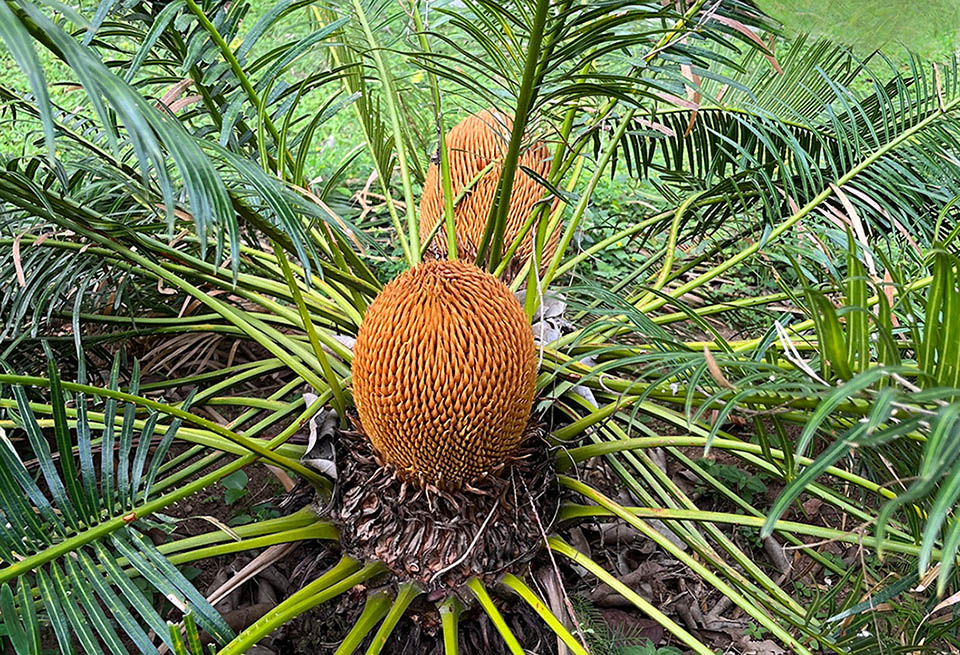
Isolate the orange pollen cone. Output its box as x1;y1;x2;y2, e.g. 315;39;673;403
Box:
352;259;537;488
419;109;560;279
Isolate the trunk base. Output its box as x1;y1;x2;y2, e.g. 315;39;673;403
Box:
327;417;558;592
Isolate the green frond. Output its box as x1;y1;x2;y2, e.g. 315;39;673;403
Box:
0;354;233;654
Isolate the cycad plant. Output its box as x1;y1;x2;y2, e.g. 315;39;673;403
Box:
1;0;960;653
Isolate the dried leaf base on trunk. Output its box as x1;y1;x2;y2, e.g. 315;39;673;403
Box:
326;418;558;592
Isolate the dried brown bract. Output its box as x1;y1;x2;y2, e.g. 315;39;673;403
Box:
330;419;558;592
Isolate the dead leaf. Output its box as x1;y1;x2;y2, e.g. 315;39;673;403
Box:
601;609;664;645
653;89;700;110
802;498;823;518
912;563;941;593
703;345;735;390
681;64;701;137
829;183;877;276
192;515;241;541
158;78;193;110
740;638;786;655
715;83;729;104
12;230;26;287
710;14;782;74
634;117;676;137
156;278;178;296
168;94;203;114
265;465;296;492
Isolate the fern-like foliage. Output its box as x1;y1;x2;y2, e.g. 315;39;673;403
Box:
0;0;368;277
0;355;232;654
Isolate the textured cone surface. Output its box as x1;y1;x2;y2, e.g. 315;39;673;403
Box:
419;109;560;278
352;259;537;488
